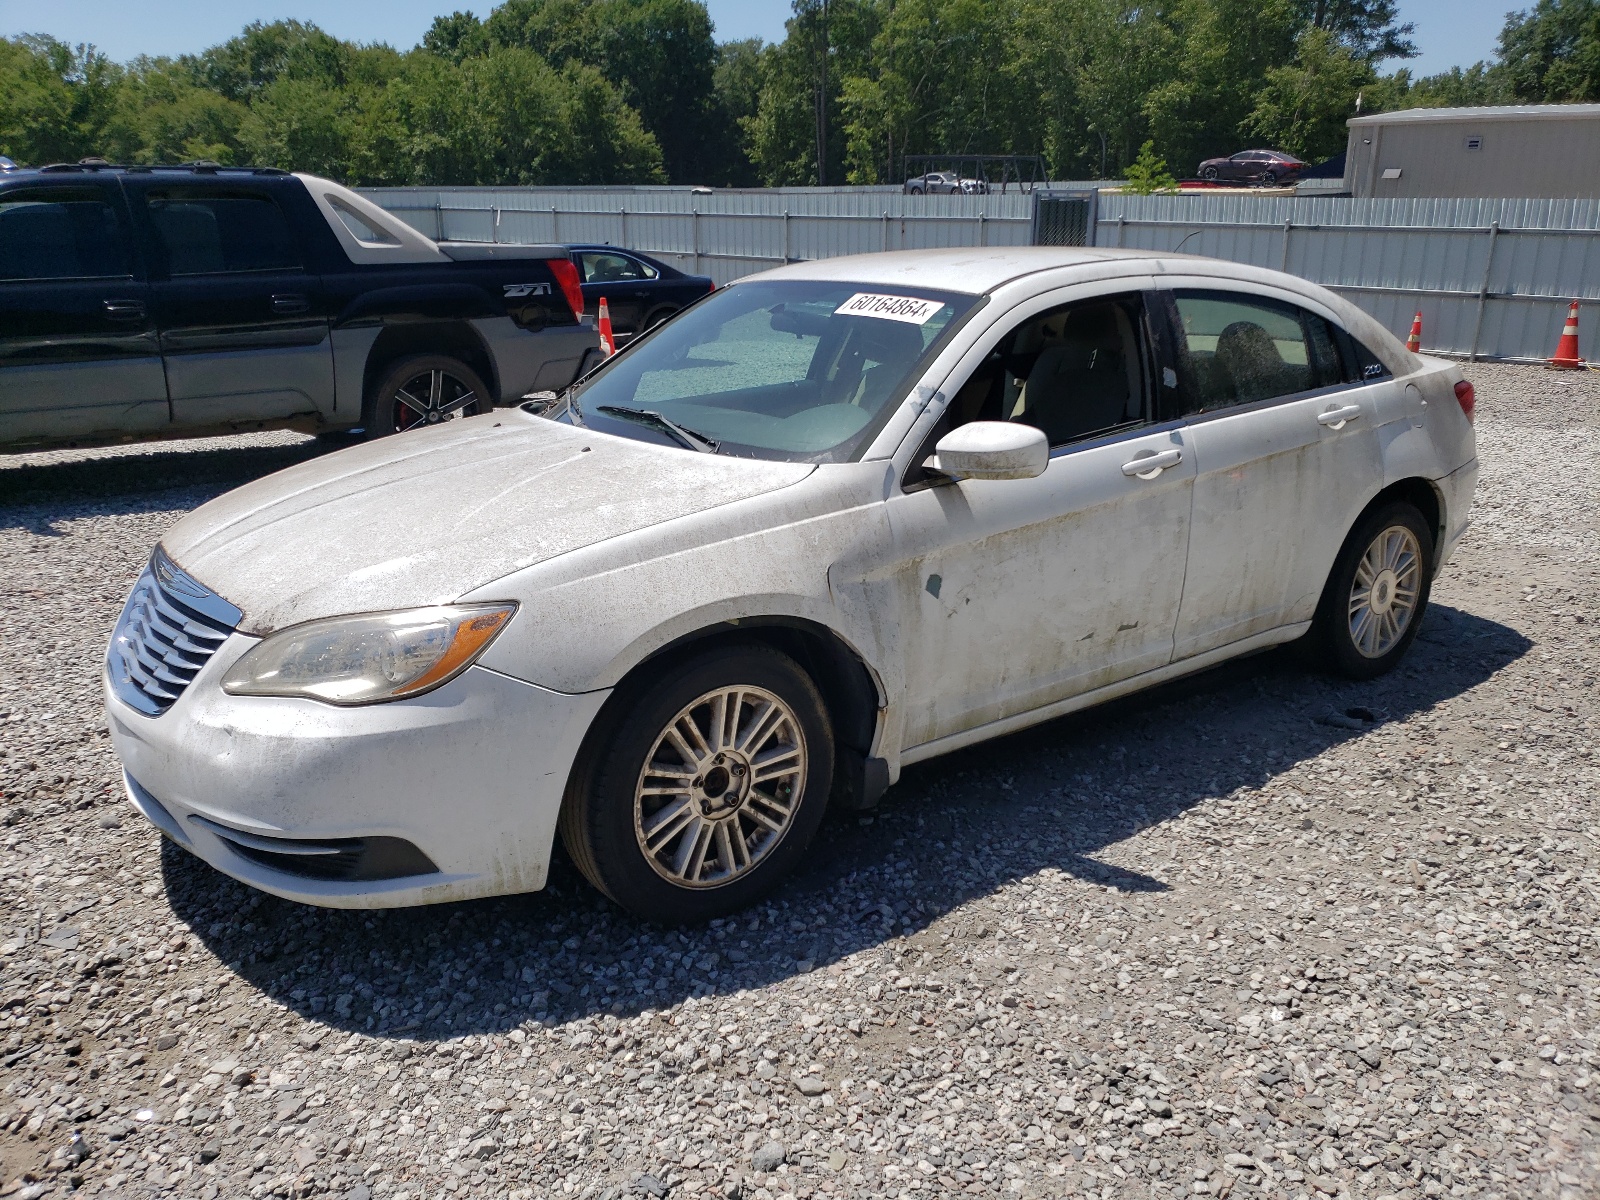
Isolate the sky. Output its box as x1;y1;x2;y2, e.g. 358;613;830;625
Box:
0;0;1520;76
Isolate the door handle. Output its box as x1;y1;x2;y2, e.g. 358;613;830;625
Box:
271;293;310;314
1121;448;1183;478
1317;403;1363;429
102;298;146;320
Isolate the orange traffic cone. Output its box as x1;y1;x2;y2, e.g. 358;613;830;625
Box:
597;297;616;356
1547;300;1585;370
1405;311;1422;353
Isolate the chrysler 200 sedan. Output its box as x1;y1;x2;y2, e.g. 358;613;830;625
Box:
105;247;1478;923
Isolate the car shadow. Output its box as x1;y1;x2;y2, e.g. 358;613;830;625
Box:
0;436;339;530
162;602;1530;1042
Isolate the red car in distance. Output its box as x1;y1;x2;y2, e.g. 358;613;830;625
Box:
1196;150;1307;186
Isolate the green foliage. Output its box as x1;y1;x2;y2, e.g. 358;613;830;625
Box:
1497;0;1600;102
1246;27;1376;161
1122;141;1177;193
0;0;1592;189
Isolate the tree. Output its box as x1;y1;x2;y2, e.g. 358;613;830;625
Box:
1246;27;1374;160
1122;140;1176;193
0;36;122;165
475;0;723;184
1497;0;1600;102
1295;0;1417;63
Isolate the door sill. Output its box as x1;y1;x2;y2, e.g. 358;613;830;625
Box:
897;622;1310;767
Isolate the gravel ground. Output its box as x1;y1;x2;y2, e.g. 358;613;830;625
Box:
2;363;1597;1200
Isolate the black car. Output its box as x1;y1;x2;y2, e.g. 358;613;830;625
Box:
567;244;713;342
0;161;599;451
1195;150;1307;186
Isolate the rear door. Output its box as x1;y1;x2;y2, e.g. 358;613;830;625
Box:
131;181;334;430
1161;286;1384;660
0;180;167;446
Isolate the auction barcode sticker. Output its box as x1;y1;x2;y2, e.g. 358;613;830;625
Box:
833;293;945;325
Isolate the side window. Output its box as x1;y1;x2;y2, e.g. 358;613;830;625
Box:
946;295;1148;449
145;190;300;276
1172;291;1344;414
581;252;652;283
0;189;130;282
1349;336;1392;382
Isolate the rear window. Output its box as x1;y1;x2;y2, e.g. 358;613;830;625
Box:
146;189;300;275
0;189;130;282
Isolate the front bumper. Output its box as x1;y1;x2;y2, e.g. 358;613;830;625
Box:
105;633;609;908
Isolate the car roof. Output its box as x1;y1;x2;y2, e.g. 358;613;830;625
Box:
751;246;1182;293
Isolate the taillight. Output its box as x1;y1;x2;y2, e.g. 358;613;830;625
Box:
1453;379;1476;423
548;257;584;322
708;280;717;294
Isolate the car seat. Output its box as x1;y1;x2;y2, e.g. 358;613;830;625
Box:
1213;321;1287;404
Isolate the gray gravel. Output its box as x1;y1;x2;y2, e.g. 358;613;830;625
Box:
2;364;1598;1200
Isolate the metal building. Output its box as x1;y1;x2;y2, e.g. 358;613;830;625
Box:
1344;104;1600;199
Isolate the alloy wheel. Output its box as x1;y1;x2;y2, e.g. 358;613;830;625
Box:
391;368;482;432
1347;524;1423;658
633;685;807;889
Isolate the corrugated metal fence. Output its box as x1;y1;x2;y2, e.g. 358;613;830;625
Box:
1095;193;1600;363
363;186;1043;285
364;186;1600;362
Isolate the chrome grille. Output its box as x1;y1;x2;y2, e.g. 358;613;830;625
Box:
108;548;242;716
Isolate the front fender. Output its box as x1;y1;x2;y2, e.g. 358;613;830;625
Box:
464;460;900;721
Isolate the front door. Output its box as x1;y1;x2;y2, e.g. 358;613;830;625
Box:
1163;286;1386;660
578;250;656;334
131;182;334;430
880;289;1196;750
0;181;167;446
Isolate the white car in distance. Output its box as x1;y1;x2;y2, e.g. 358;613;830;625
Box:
105;248;1478;923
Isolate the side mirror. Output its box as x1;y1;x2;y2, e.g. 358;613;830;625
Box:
924;421;1048;481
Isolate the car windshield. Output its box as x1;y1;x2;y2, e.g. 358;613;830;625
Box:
562;279;980;461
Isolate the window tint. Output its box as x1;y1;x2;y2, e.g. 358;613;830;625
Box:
1173;292;1344;413
146;190;300;275
0;190;130;282
947;295;1146;448
1350;336;1391;381
580;252;655;283
329;199;399;246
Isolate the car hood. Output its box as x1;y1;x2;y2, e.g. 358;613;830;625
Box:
160;414;815;635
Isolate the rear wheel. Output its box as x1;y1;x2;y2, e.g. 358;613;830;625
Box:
640;306;677;334
363;355;490;439
1260;169;1279;187
1309;501;1433;679
560;645;834;923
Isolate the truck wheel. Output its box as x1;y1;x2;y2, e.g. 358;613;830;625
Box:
559;644;834;923
363;355;490;439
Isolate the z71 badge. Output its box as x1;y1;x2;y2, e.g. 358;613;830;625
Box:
503;282;553;298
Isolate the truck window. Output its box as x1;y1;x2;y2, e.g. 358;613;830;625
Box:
146;190;301;276
0;189;130;281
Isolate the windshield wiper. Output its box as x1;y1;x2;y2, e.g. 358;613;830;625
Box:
595;405;720;454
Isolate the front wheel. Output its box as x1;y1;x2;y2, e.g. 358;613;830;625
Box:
559;645;835;923
1199;165;1219;182
1309;502;1434;679
363;355;490;439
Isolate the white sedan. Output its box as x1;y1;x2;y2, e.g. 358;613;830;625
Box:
104;248;1478;923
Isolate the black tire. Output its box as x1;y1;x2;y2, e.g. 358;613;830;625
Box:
640;306;677;334
362;354;491;440
559;644;835;923
1260;169;1279;187
1308;501;1434;680
1199;165;1219;182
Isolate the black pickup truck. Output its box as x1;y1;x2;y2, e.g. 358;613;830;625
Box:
0;163;600;451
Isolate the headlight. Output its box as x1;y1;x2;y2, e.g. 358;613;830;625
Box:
221;604;516;705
